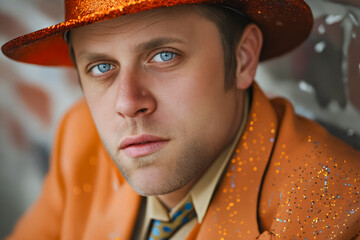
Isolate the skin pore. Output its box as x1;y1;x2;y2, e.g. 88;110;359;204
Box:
71;6;262;209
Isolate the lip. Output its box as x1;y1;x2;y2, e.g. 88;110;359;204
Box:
120;134;169;158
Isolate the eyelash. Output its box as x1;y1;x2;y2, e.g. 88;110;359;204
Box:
88;63;115;77
151;51;177;62
86;49;180;77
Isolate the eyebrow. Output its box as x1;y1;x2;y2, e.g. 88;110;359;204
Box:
133;37;185;52
76;37;185;63
76;52;115;63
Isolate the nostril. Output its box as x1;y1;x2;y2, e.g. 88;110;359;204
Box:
138;108;147;113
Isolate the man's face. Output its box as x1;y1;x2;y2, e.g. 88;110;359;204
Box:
71;6;246;196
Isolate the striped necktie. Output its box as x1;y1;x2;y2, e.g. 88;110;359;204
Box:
148;201;196;240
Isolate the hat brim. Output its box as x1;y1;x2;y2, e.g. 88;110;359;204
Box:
1;0;313;66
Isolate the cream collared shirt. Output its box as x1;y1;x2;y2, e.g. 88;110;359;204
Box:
133;93;249;240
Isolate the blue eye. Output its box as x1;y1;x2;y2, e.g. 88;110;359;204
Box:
90;63;115;76
152;52;176;62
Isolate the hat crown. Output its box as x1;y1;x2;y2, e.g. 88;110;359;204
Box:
65;0;127;20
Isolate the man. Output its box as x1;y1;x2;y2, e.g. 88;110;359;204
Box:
2;0;360;239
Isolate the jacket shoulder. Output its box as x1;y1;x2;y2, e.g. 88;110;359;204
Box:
259;97;360;239
55;99;101;172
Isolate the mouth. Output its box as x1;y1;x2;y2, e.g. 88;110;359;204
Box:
120;134;169;158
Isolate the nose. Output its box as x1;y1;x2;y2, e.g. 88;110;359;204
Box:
114;70;156;118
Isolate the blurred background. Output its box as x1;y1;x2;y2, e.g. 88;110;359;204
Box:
0;0;359;238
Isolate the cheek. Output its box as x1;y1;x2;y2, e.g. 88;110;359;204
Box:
152;59;229;135
169;75;238;150
158;82;231;143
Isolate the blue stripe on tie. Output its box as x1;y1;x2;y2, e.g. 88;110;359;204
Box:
148;237;155;240
173;210;183;220
182;216;190;224
163;226;173;233
154;220;161;226
185;202;192;211
152;227;160;236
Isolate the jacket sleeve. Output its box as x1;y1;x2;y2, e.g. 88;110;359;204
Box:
6;109;71;240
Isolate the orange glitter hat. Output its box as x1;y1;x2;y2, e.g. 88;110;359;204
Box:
1;0;313;66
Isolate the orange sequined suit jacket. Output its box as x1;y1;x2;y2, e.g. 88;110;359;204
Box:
7;84;360;240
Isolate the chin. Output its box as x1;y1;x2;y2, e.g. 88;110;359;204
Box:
126;167;191;197
129;181;178;197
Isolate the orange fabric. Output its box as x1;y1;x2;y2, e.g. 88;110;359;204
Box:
7;84;360;240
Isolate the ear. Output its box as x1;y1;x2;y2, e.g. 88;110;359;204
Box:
235;24;263;90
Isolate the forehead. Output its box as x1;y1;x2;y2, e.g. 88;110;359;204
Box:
69;5;225;63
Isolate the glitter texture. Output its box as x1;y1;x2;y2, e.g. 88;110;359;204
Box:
194;84;360;239
1;0;313;66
